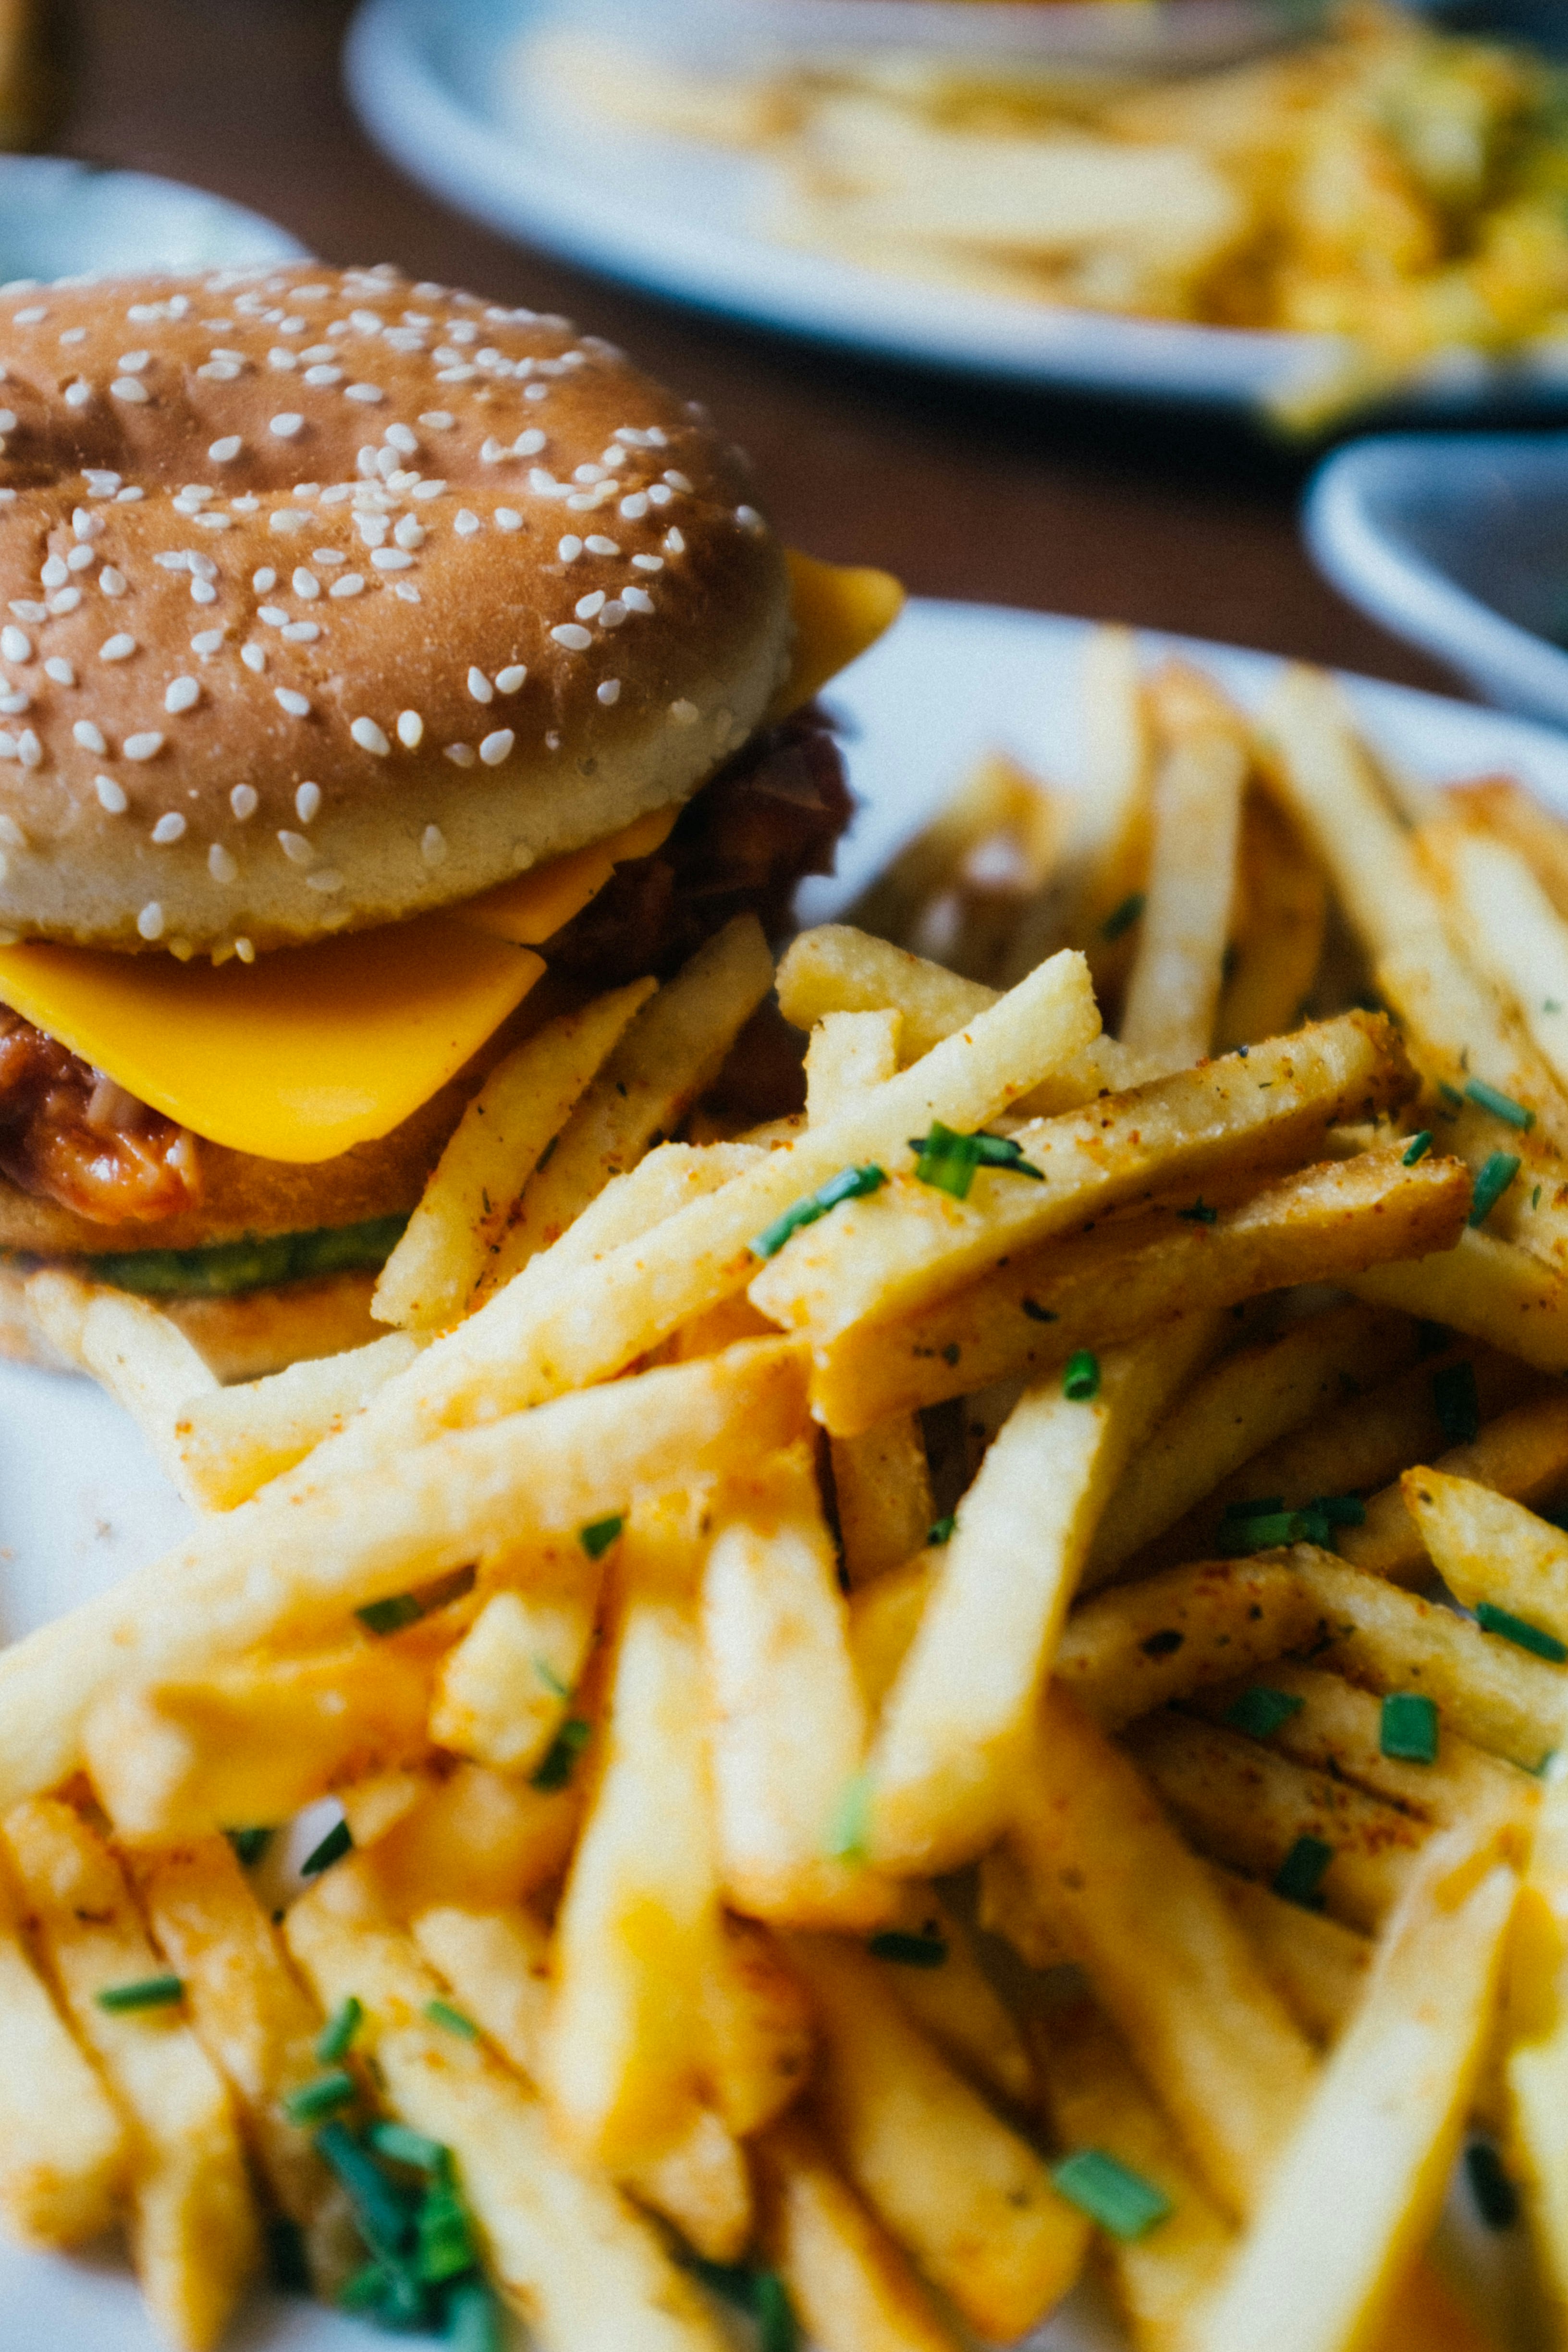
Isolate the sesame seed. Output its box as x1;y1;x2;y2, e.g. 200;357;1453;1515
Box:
669;699;698;726
551;624;592;651
191;630;224;657
351;717;390;756
275;688;310;718
269;414;304;438
269;348;298;371
454;511;481;538
292;568;321;600
305;868;343;893
234;934;255;961
110;377;149;404
466;667;493;704
278;829;316;865
647;484;673;508
344;383;384;404
7;602;43;625
421;824;447;864
258;606;289;627
16;731;39;768
585;535;620;557
253;569;278;593
282;620;320;643
230;783;258;819
623;586;654;615
620;493;649;520
190;579;218;606
208;843;238;883
100;634;136;662
664;528;686;554
64;381;92;408
494;508;522;533
394;516;424;550
0;690;25;716
117;353;149;372
524;382;549;402
124;732;164;761
575;591;605;621
599;601;627;629
73;720;107;753
394;583;421;604
329;574;365;598
631;553;663;572
0;627;28;663
240;643;266;674
66;545;94;572
303;364;343;386
736;504;763;529
313;550;345;566
479;729;514;765
664;470;694;494
419;411;454;429
496;665;526;695
44;658;74;685
384;422;418;454
411;479;445;502
208;436;242;463
480;438;506;465
371;548;414;571
196;359;241;382
137;901;164;940
165;677;200;715
514;429;546;456
116;488;144;503
40;557;67;590
151;811;186;844
95;774;127;812
558;536;583;563
597;680;621;706
397;710;424;747
444;743;476;767
295;782;322;823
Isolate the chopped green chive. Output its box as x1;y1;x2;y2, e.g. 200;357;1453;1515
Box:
1177;1198;1219;1225
416;2180;475;2282
1535;1185;1544;1210
906;1124;1018;1200
1432;1360;1480;1447
827;1770;872;1860
1217;1496;1363;1554
1464;1078;1535;1132
316;2119;414;2262
445;2276;505;2352
926;1515;956;1546
755;2271;799;2352
356;1565;473;1637
1051;2148;1172;2240
1217;1509;1304;1555
300;1818;353;1878
1225;1687;1305;1740
530;1715;591;1791
533;1655;571;1699
1468;1152;1521;1227
226;1826;271;1867
266;2214;311;2295
1020;1298;1057;1323
1475;1602;1568;1664
690;2258;757;2314
367;2119;450;2175
1100;891;1145;941
425;2000;479;2041
316;1996;363;2064
1063;1349;1100;1401
1466;2141;1520;2229
1401;1131;1433;1166
1273;1834;1334;1911
578;1514;624;1561
95;1973;183;2013
1380;1692;1439;1764
1439;1080;1465;1110
751;1164;888;1258
867;1928;948;1968
283;2069;358;2125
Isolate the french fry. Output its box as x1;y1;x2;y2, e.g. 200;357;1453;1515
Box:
1215;789;1329;1053
786;1934;1090;2338
1086;1299;1421;1580
1403;1469;1568;1646
2;1798;258;2352
1054;1556;1322;1731
620;2106;753;2266
1294;1547;1568;1773
775;925;994;1065
845;752;1053;952
1210;1870;1372;2047
1006;1687;1317;2217
811;1146;1469;1435
754;2111;966;2352
1055;624;1153;1007
1342;1387;1568;1585
1425;818;1568;1100
1035;1997;1235;2350
1198;1825;1517;2352
0;1336;810;1814
866;1320;1219;1874
868;1891;1035;2107
429;1564;600;1777
847;1552;933;1713
174;1329;424;1512
751;1008;1412;1346
702;1445;895;1927
805;1006;902;1117
1124;1712;1427;1933
1504;1764;1568;2331
478;916;775;1294
372;979;656;1332
26;1268;219;1509
369;1760;582;1917
83;1639;435;1842
1448;773;1568;920
129;1836;359;2293
285;1860;730;2352
1118;681;1248;1067
337;1768;429;1849
0;1841;127;2249
700;1912;815;2138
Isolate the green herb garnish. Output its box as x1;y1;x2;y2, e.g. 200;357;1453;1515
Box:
1401;1130;1433;1166
425;2000;479;2042
908;1123;1042;1201
95;1973;183;2013
300;1818;354;1878
283;2069;358;2125
1273;1834;1334;1911
226;1826;271;1867
1380;1692;1439;1765
827;1770;872;1861
1466;2140;1520;2229
1475;1603;1568;1663
317;1996;363;2064
926;1515;956;1546
751;1164;887;1258
1051;2148;1172;2240
1464;1078;1535;1132
1177;1199;1219;1224
530;1716;591;1791
1100;892;1145;941
1063;1349;1100;1401
1225;1687;1304;1740
578;1514;624;1561
1469;1151;1521;1226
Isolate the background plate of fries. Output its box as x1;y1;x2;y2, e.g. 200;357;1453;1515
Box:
14;598;1568;2350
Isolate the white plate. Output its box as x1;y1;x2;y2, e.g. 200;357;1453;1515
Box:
1;599;1560;2349
0;155;303;283
343;0;1568;419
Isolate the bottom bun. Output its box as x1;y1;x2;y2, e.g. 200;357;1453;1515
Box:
0;1262;384;1384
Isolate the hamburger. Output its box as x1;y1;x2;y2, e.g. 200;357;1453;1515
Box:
0;261;898;1375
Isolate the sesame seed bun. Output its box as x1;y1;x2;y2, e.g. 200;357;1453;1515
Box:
0;261;791;956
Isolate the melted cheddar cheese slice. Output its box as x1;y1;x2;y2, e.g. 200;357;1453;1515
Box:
0;553;902;1164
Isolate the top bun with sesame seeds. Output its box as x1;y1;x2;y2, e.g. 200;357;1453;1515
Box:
0;260;791;955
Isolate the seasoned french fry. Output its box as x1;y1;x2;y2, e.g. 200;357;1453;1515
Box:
1035;1997;1235;2350
847;1551;933;1713
2;1798;258;2352
702;1445;895;1927
1056;624;1153;1006
1007;1687;1317;2217
700;1912;814;2138
174;1330;424;1512
369;1760;582;1917
0;1842;127;2250
1423;818;1568;1102
429;1564;600;1777
1215;789;1329;1053
1119;686;1248;1068
1342;1387;1568;1585
868;1891;1034;2107
1124;1712;1427;1933
866;1321;1219;1874
478;916;775;1294
1086;1299;1421;1579
373;979;656;1331
84;1639;435;1842
1448;773;1568;920
1403;1470;1568;1645
811;1146;1469;1435
0;1336;810;1814
1505;1764;1568;2331
786;1934;1090;2338
1199;1825;1516;2352
26;1268;219;1509
754;2111;965;2352
776;925;994;1065
129;1836;359;2294
286;1860;730;2352
1210;1870;1372;2047
805;1006;902;1119
1054;1556;1322;1731
620;2106;753;2266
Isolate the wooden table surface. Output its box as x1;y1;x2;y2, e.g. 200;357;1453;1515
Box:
60;0;1471;701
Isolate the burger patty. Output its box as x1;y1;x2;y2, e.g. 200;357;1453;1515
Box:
0;710;852;1241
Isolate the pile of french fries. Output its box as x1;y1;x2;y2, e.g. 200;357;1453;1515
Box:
13;628;1568;2350
527;1;1568;425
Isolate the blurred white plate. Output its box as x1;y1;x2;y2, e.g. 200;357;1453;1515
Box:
1306;432;1568;732
345;0;1568;418
0;601;1556;2348
0;154;303;283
